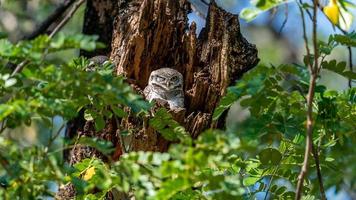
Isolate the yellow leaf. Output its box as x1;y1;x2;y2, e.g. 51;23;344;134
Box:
11;181;18;188
323;0;340;25
83;166;96;181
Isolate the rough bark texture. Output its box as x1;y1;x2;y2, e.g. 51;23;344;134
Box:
81;0;119;57
110;0;258;151
65;0;118;141
57;0;258;198
58;0;119;198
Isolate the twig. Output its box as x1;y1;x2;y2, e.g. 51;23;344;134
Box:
277;70;307;102
113;115;126;154
0;153;11;176
304;6;313;21
295;0;321;199
47;123;66;148
11;60;29;77
298;0;313;21
278;4;289;34
200;0;209;6
316;4;353;89
305;3;353;196
298;2;312;70
23;0;76;40
11;0;85;76
317;55;327;74
263;148;290;200
311;142;327;200
310;0;319;72
0;121;6;134
347;47;353;88
49;0;85;39
295;72;317;200
41;0;85;64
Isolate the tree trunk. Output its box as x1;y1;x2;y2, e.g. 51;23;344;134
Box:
65;0;119;142
110;0;258;150
57;0;258;198
81;0;118;57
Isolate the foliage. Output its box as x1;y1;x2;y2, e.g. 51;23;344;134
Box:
241;0;292;22
240;0;355;31
149;108;191;143
0;0;355;200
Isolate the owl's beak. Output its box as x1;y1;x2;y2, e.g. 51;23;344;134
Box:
166;82;171;88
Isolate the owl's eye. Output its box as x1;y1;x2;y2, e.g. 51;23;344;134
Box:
170;76;178;82
155;76;166;82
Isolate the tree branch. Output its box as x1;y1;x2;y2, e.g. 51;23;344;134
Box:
11;0;85;76
278;4;289;34
23;0;76;40
49;0;85;39
0;153;11;176
311;142;327;200
113;115;126;154
295;0;322;199
298;2;312;70
11;60;29;76
200;0;209;6
47;123;66;149
347;46;353;88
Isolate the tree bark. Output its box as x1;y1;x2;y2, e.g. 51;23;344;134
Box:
57;0;258;198
110;0;258;151
81;0;119;57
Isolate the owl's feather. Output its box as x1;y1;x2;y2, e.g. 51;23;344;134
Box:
144;68;185;109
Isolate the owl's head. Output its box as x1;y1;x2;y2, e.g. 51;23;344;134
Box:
148;68;183;91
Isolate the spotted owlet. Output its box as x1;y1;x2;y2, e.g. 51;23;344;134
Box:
144;68;184;109
86;55;110;72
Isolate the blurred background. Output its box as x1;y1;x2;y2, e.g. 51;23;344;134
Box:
0;0;355;199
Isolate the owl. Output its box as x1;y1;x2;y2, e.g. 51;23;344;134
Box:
144;68;184;109
86;55;110;72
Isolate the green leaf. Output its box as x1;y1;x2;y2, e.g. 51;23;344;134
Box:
84;109;95;121
325;157;335;162
258;148;282;166
94;116;106;131
243;176;260;186
111;107;128;118
240;8;262;22
77;137;115;155
213;91;239;120
275;186;287;195
153;177;190;200
240;0;291;22
0;32;7;39
331;32;356;47
149;108;189;142
322;60;356;79
342;71;356;79
0;39;14;57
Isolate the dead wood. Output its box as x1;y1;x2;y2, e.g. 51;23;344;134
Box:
57;0;258;198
